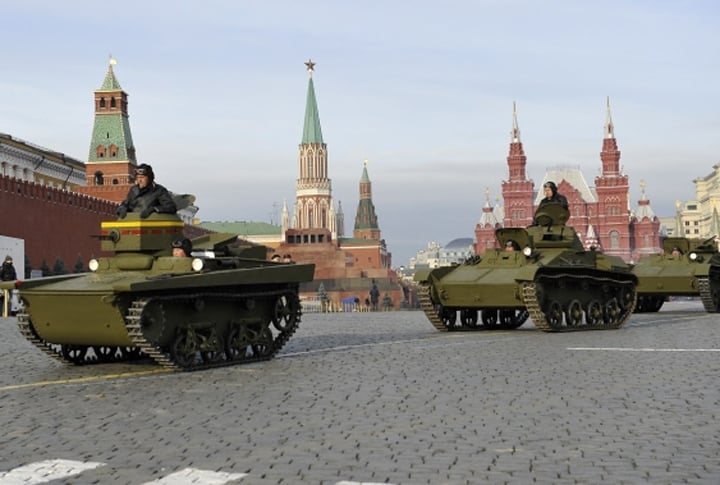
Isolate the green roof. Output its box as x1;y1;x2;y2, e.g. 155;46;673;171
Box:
301;77;324;144
99;64;122;91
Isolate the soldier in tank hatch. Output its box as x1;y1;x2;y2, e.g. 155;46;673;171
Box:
116;163;177;219
171;238;193;258
537;181;569;210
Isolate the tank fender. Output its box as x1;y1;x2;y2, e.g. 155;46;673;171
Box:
413;269;432;283
514;265;538;282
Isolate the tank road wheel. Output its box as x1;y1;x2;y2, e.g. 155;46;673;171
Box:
200;328;225;364
93;346;119;362
545;300;563;328
499;309;528;330
618;286;635;310
250;326;274;358
634;296;646;313
712;290;720;313
460;309;478;328
585;300;603;325
170;330;199;369
650;296;664;312
61;345;89;364
481;309;498;328
438;306;457;329
565;300;584;327
604;298;621;324
225;326;252;361
273;294;300;331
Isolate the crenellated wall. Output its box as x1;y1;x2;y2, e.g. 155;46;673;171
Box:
0;175;117;274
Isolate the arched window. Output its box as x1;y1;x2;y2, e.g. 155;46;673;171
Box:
111;97;117;108
94;171;104;185
100;97;106;108
609;230;620;249
96;146;106;158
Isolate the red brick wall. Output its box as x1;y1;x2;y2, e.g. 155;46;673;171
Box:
0;175;117;274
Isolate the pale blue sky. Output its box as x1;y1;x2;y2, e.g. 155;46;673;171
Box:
1;1;719;265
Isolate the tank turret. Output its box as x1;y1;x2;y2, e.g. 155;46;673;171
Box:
415;202;637;332
3;211;315;371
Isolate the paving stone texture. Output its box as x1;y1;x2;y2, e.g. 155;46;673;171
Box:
0;300;719;484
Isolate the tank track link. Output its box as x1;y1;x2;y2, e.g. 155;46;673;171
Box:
697;277;719;313
125;288;301;371
417;281;449;332
16;311;68;364
521;273;636;332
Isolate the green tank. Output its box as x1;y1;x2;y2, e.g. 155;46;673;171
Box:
632;236;719;313
2;212;315;371
709;251;720;311
414;203;637;332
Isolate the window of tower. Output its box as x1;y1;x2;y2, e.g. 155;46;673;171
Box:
96;146;106;158
109;144;118;158
111;97;117;108
112;178;119;185
100;98;106;108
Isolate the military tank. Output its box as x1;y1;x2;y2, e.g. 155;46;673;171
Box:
708;251;720;312
2;211;315;371
632;236;719;313
414;203;637;332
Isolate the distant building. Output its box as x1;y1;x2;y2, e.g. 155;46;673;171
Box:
409;239;473;269
439;238;475;266
269;61;403;308
475;98;662;262
662;165;720;243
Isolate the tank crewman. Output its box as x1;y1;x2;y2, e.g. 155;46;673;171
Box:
504;240;519;252
671;246;683;258
171;238;193;257
538;181;569;210
117;163;177;219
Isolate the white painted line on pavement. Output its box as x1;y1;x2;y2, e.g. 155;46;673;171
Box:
140;467;247;484
568;347;720;352
0;459;104;485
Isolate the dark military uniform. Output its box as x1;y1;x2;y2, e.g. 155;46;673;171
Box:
117;163;177;219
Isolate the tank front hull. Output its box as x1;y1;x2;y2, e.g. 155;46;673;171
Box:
23;290;132;346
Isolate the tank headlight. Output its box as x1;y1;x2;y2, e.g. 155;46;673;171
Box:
522;247;533;257
689;252;698;261
89;259;100;272
191;258;204;272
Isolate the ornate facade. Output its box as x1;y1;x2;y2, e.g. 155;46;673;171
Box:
475;99;662;262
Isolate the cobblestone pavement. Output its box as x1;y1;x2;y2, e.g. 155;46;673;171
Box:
1;301;719;484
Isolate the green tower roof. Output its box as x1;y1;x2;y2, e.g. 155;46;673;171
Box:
301;72;324;144
99;62;122;91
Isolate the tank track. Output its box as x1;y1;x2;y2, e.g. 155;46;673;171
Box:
16;312;68;364
418;273;636;333
417;282;448;331
521;273;636;331
15;288;301;371
417;282;527;332
124;288;301;371
697;277;719;313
